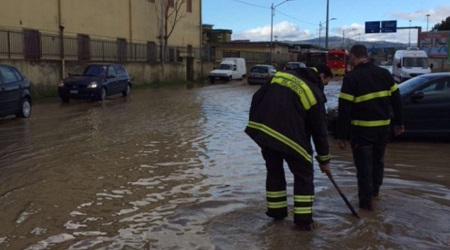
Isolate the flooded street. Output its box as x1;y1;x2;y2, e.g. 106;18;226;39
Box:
0;80;449;250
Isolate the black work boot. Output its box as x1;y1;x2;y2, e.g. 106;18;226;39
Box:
266;209;287;221
294;221;315;231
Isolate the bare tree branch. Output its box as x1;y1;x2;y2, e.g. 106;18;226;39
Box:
164;0;186;40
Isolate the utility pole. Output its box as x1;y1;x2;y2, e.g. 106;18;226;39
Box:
160;0;166;62
270;0;294;64
325;0;330;49
319;21;322;47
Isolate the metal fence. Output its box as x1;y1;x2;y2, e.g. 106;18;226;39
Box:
0;28;198;63
0;28;278;65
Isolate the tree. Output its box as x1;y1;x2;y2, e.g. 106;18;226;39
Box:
154;0;187;79
432;16;450;31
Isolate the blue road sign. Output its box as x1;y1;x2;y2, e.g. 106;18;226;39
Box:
381;20;397;33
365;21;380;33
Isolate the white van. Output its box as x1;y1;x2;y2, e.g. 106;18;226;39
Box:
209;57;246;83
392;47;433;83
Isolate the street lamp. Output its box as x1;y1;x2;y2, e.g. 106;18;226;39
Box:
426;14;430;31
319;18;336;47
270;0;294;63
342;28;356;49
325;0;330;49
353;33;361;42
408;20;411;47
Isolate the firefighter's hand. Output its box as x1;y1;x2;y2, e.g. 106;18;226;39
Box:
338;140;347;150
319;163;330;174
394;125;405;136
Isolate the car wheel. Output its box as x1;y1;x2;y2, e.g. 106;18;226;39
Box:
227;76;232;82
122;84;131;96
16;98;32;118
100;87;107;101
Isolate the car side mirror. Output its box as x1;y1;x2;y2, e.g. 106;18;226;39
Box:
396;62;401;68
108;74;116;79
430;63;434;69
411;90;424;101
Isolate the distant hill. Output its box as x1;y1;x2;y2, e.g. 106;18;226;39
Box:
286;36;415;50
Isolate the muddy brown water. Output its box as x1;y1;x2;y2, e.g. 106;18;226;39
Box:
0;80;449;249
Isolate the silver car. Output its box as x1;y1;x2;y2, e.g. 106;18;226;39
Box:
247;64;276;85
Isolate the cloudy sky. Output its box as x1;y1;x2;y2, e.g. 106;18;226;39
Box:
202;0;450;44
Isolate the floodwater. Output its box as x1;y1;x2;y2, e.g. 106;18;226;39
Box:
0;80;449;250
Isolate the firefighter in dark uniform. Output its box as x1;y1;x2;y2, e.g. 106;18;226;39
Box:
245;65;333;230
336;44;404;211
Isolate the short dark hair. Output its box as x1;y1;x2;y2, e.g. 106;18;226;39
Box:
350;44;368;59
314;64;333;78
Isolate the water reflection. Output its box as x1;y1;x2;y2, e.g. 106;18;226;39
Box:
0;81;448;249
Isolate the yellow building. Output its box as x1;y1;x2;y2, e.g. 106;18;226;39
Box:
0;0;203;84
0;0;201;48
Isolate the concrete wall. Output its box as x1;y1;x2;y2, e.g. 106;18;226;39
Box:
0;59;197;89
429;58;450;72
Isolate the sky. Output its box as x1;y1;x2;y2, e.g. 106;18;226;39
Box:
202;0;450;45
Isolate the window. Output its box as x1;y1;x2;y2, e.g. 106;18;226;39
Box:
115;66;126;77
24;29;41;59
403;57;429;68
77;34;91;60
117;38;127;62
0;67;19;84
421;79;448;93
186;0;192;12
107;66;117;77
251;66;269;73
84;65;107;76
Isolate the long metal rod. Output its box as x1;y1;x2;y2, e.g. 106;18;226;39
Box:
326;171;360;218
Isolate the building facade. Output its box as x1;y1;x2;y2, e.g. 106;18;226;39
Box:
0;0;203;85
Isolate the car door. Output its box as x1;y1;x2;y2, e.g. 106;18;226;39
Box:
0;70;6;117
402;77;450;134
106;65;119;95
0;66;21;115
114;65;127;92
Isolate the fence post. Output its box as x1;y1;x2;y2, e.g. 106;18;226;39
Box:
7;31;11;59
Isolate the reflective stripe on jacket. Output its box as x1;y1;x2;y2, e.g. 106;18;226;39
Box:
337;62;403;140
271;72;317;110
245;70;330;165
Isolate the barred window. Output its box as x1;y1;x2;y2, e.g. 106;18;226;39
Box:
24;29;41;59
187;0;192;12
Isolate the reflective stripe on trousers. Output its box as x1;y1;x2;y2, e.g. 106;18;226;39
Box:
294;195;314;212
266;190;288;209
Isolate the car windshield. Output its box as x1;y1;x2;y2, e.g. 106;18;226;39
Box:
398;75;439;95
403;57;429;68
286;63;298;68
251;66;269;73
218;64;232;70
72;65;107;76
328;54;344;61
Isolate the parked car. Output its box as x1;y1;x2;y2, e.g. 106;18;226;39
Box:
0;64;32;119
327;72;450;139
283;61;306;71
58;63;131;102
247;64;276;84
209;58;247;83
